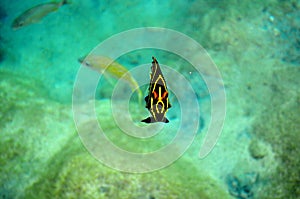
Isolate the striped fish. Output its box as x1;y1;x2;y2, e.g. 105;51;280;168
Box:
141;57;171;123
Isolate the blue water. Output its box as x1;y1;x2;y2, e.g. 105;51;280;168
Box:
0;0;299;198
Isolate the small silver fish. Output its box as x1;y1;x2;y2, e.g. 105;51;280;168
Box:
12;0;67;30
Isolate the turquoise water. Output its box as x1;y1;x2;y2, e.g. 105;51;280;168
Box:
1;0;299;198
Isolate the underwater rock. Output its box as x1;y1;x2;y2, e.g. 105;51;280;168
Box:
0;71;47;127
48;82;73;103
0;187;14;199
251;67;300;198
23;138;232;199
0;71;75;198
0;71;231;198
264;2;300;65
226;172;258;199
248;138;268;159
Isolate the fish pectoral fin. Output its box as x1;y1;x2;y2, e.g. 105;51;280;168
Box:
141;117;153;123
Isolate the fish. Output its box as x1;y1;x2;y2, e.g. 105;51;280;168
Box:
12;0;68;30
78;55;143;104
141;57;171;123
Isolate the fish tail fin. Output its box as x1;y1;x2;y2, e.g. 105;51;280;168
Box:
141;117;169;123
141;117;153;123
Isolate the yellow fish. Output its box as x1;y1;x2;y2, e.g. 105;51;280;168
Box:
78;55;143;104
12;0;67;30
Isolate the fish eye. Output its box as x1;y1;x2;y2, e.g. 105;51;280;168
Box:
85;61;91;67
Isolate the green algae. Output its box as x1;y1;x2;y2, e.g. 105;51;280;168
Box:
248;138;269;160
0;70;75;198
251;67;300;198
19;105;230;199
0;71;37;128
24;135;231;199
0;136;27;199
0;70;230;198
